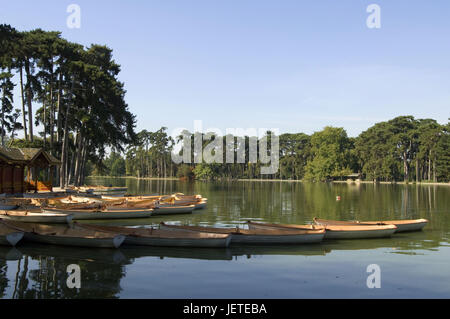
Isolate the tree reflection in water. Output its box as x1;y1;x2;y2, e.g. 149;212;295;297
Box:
1;244;128;299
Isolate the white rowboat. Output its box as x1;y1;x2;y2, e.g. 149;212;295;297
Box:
0;210;73;224
0;222;24;246
313;218;428;233
247;220;397;240
152;205;196;216
159;223;326;245
42;207;153;220
75;223;232;248
1;220;125;248
0;204;18;210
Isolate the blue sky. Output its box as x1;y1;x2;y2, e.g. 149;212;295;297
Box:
2;0;450;137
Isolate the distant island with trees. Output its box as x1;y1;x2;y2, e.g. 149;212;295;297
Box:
1;25;448;185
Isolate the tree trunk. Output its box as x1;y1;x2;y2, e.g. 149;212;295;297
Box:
19;67;28;141
56;71;63;145
403;152;408;182
43;99;47;148
68;131;81;186
433;155;436;182
416;158;419;183
60;78;73;187
164;157;167;178
1;88;5;146
49;63;54;153
150;156;152;177
78;140;88;185
428;152;432;181
24;59;34;142
73;131;84;186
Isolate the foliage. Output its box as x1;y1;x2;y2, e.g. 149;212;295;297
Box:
108;118;450;183
304;127;355;181
0;24;136;186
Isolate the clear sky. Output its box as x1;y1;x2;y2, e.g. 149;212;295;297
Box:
2;0;450;137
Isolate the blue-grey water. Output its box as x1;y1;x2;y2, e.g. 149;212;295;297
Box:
1;178;449;298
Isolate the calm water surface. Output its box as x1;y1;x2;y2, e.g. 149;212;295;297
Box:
1;178;449;298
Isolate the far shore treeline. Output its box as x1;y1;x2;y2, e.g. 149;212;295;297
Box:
1;25;449;184
98;117;449;183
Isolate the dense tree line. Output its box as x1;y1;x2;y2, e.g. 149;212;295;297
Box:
99;116;449;183
0;24;136;186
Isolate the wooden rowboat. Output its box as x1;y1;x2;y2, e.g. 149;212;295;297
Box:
159;222;325;245
247;221;319;231
313;218;428;233
0;247;23;260
74;223;232;248
247;221;397;239
151;205;196;216
1;220;125;248
75;186;127;197
22;192;68;199
0;199;19;210
0;204;19;210
0;221;24;246
0;210;73;224
194;199;207;210
42;207;153;220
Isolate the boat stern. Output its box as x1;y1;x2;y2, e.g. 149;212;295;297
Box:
6;232;24;246
113;234;126;248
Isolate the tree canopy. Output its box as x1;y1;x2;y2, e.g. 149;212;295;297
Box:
0;24;136;186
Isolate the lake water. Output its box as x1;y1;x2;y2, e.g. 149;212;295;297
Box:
1;178;449;298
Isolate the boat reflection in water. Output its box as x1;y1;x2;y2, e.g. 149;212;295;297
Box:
0;228;444;299
1;243;128;299
17;243;130;265
120;244;330;261
0;246;23;261
318;229;443;255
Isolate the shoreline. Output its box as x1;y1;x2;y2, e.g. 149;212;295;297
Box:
88;176;179;181
87;176;450;186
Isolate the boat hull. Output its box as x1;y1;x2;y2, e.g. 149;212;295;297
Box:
229;233;324;245
393;221;428;232
123;235;231;248
0;232;24;246
194;201;207;210
248;221;316;231
0;213;73;224
22;232;125;248
43;208;153;220
152;205;195;216
0;205;18;210
160;224;325;245
313;218;428;233
1;220;126;248
92;191;126;197
74;224;232;248
322;227;396;239
248;221;397;240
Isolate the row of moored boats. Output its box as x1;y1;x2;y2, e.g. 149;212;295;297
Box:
0;193;207;223
0;216;428;249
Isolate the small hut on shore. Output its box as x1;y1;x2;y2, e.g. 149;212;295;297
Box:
0;147;60;194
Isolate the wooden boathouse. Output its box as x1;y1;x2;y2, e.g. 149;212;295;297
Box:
0;147;61;194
